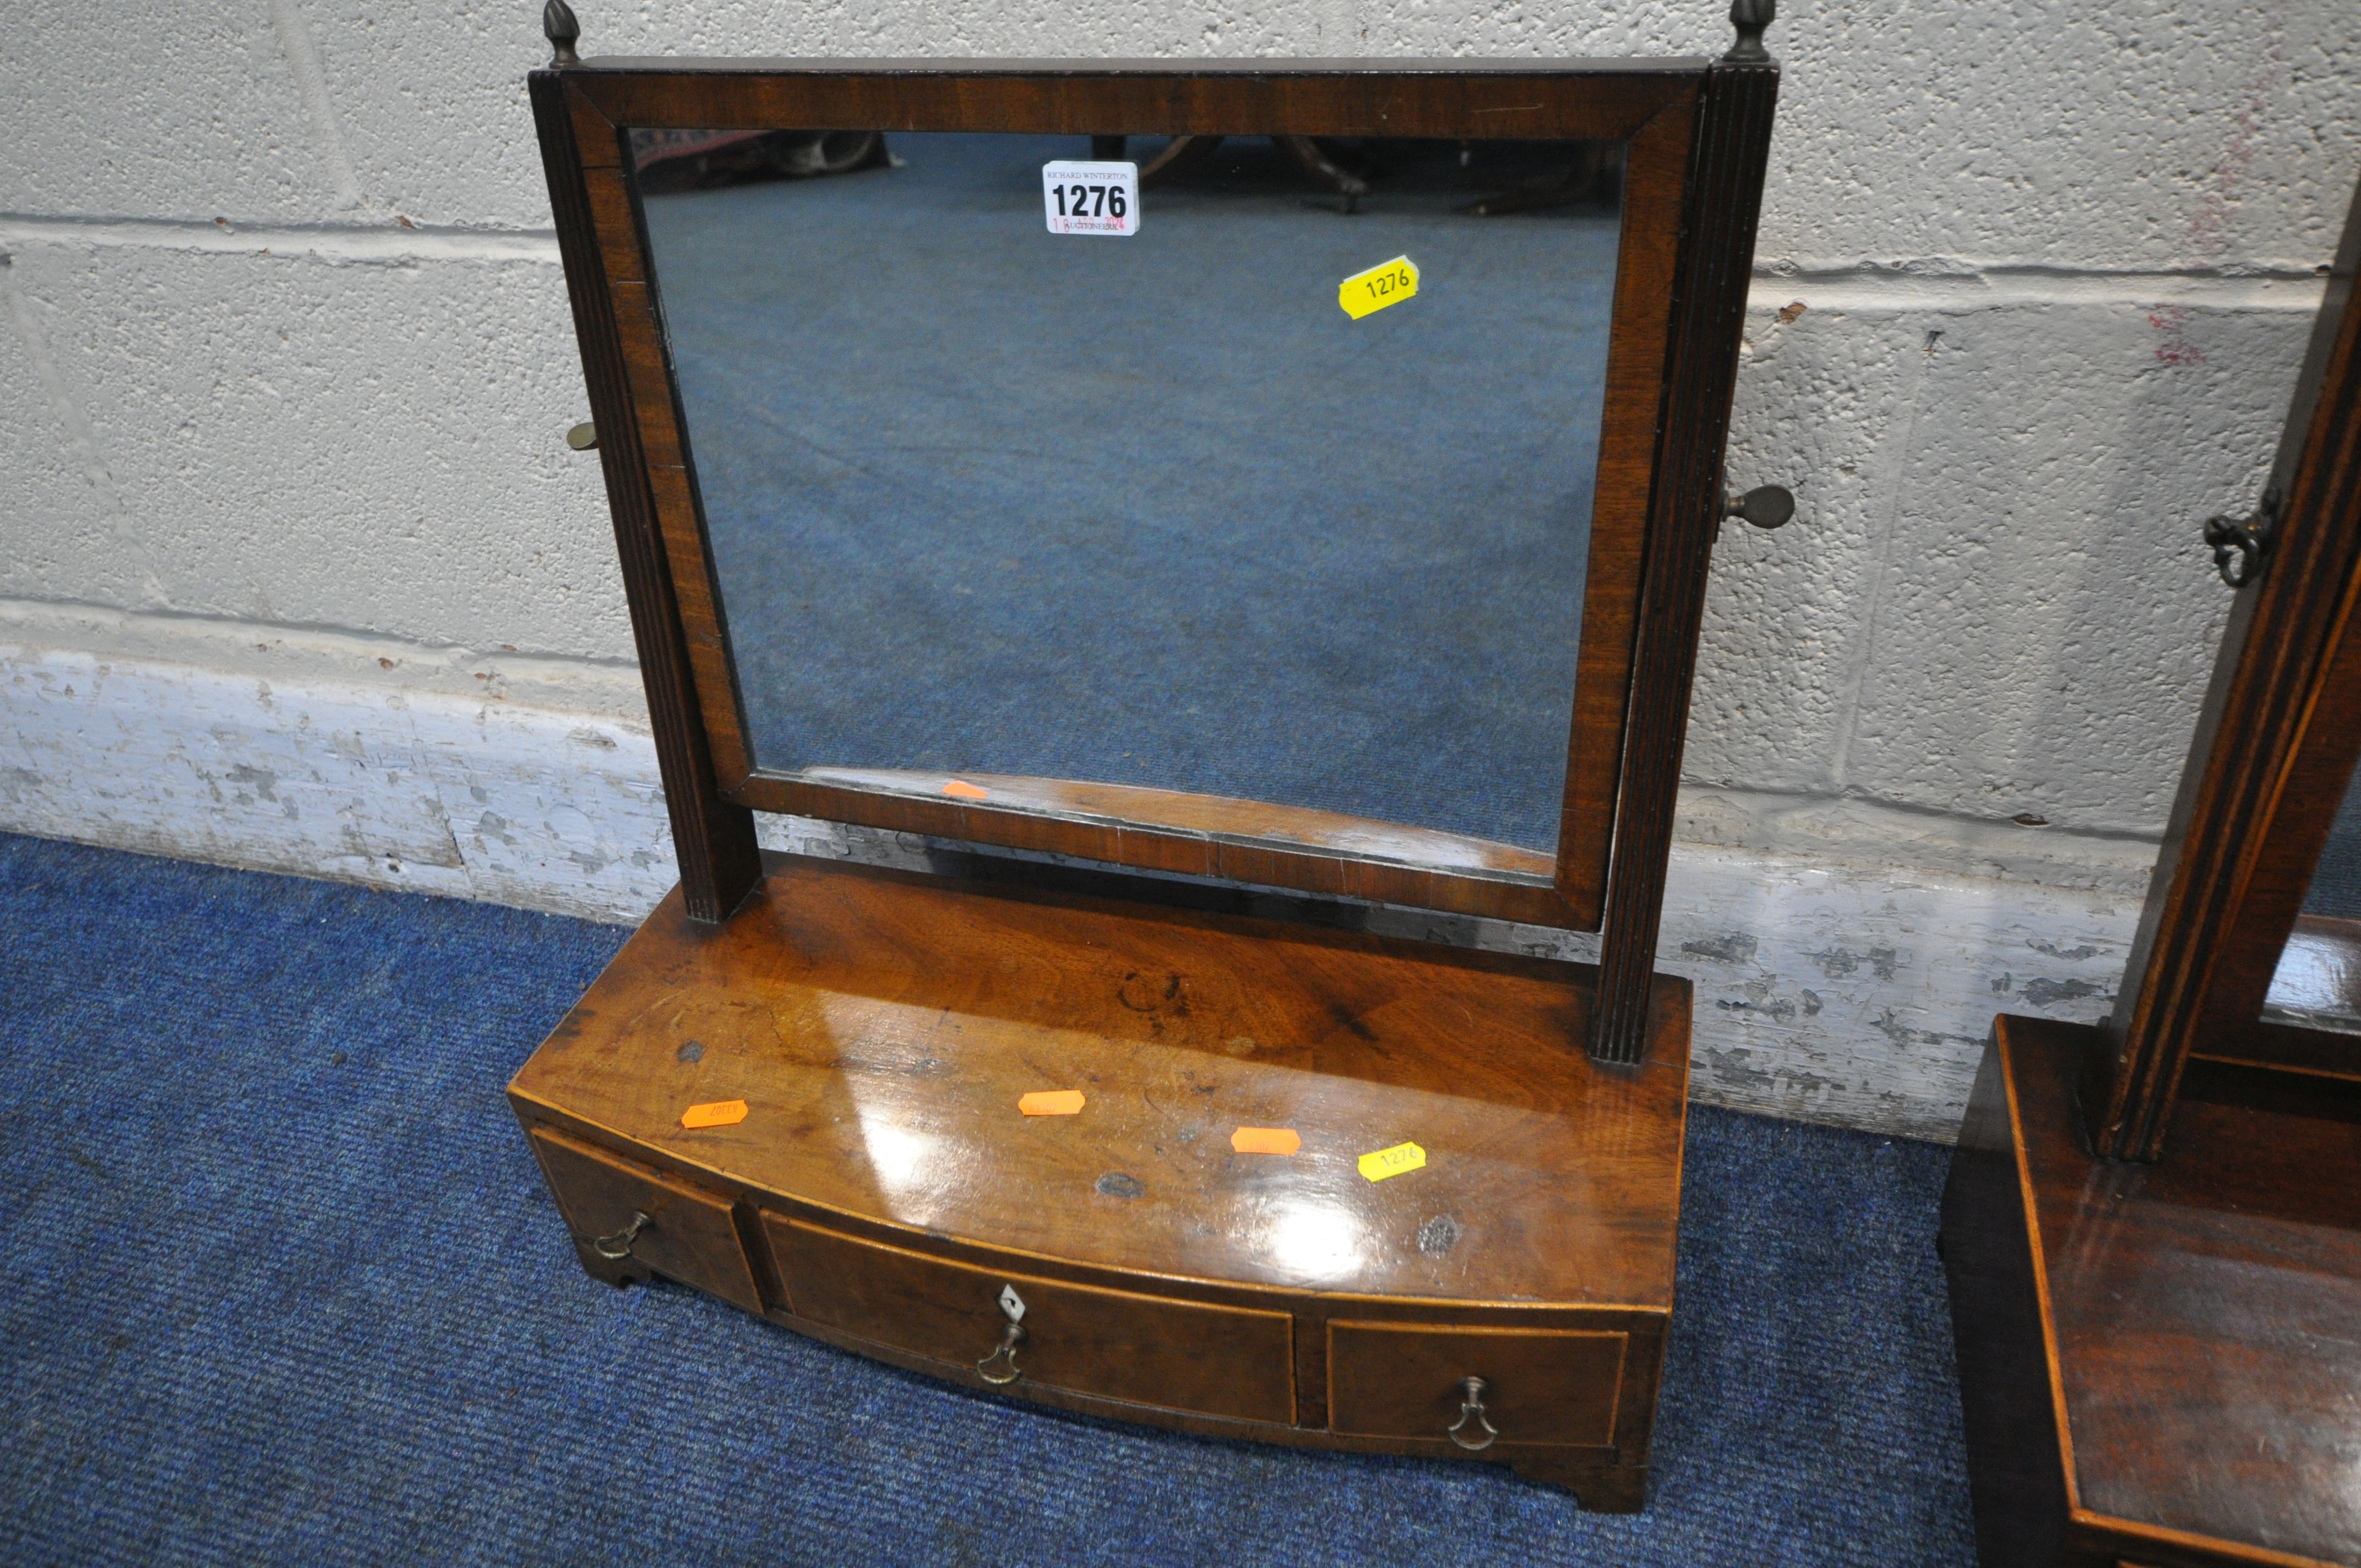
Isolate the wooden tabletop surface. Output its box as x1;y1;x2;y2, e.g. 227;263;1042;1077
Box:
2004;1017;2361;1562
513;852;1688;1307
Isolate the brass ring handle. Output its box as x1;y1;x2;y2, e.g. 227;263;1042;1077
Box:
977;1320;1026;1385
1447;1376;1499;1451
591;1210;651;1260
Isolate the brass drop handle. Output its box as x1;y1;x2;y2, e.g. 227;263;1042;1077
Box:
978;1320;1026;1385
591;1210;651;1260
978;1282;1027;1385
1447;1375;1499;1451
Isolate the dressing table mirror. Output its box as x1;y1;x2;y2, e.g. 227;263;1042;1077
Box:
1944;167;2361;1565
509;3;1781;1510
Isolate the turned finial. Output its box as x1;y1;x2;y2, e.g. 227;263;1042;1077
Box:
1725;0;1774;62
543;0;581;66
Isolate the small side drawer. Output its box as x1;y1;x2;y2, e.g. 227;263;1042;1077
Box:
1329;1321;1626;1447
529;1125;764;1314
769;1216;1295;1425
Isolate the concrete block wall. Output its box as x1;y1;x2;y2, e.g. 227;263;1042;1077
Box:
4;1;2355;1139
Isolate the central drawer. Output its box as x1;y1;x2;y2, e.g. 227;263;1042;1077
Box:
768;1215;1296;1425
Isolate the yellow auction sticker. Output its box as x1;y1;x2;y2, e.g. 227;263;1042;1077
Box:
1357;1140;1428;1182
1339;255;1420;320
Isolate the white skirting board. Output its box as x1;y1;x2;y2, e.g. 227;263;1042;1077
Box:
1;637;2140;1144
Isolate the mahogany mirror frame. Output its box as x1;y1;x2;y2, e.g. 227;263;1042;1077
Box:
529;43;1777;1061
2086;167;2361;1158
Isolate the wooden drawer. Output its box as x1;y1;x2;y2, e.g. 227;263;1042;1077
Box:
1328;1321;1627;1447
769;1215;1294;1425
529;1125;764;1314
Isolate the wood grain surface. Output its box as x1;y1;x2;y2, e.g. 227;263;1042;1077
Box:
512;851;1688;1308
753;1298;1656;1510
1587;57;1780;1063
508;850;1687;1505
570;60;1701;143
529;1124;765;1313
1945;1015;2361;1566
737;767;1576;927
1327;1320;1625;1447
774;1216;1297;1423
532;72;760;924
507;850;1690;1501
788;769;1556;880
1553;88;1695;934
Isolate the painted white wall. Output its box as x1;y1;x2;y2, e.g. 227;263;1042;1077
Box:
4;1;2355;1139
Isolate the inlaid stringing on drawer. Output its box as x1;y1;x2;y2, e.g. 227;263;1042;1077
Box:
1328;1320;1628;1448
529;1125;765;1314
769;1214;1296;1425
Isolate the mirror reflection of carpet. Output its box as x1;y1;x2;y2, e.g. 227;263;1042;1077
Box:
646;132;1622;852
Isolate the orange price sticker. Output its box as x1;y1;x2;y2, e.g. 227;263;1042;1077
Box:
943;779;991;799
1231;1126;1302;1156
1019;1090;1086;1117
681;1098;748;1129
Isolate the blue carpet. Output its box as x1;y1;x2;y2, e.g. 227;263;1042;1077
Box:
643;133;1618;852
0;831;1976;1565
2304;775;2361;920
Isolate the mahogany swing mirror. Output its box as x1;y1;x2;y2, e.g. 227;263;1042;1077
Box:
1944;165;2361;1565
508;1;1781;1510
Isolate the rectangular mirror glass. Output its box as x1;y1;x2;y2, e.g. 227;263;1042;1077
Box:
637;129;1624;856
2267;765;2361;1033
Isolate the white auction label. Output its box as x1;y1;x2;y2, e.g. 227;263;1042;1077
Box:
1041;160;1140;236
